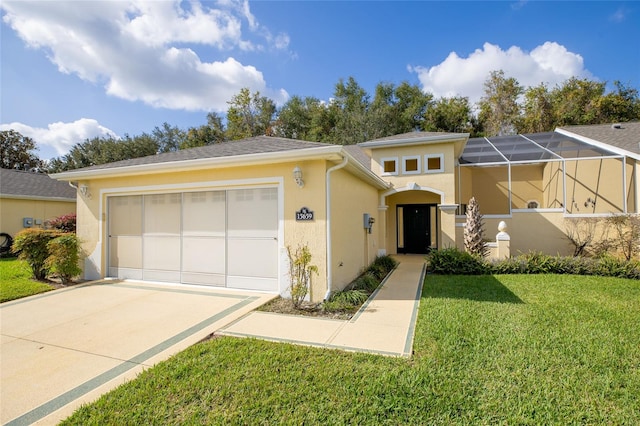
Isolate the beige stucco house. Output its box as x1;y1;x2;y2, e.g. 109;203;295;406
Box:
52;122;639;301
1;169;76;239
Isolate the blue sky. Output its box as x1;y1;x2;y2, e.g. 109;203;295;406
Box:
1;1;638;160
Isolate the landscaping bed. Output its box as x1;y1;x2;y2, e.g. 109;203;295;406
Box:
258;255;397;320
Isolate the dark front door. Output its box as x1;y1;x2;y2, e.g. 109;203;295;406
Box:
397;204;436;254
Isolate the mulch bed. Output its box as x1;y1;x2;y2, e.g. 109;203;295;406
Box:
257;297;354;321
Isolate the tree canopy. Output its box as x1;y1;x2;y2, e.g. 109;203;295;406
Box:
0;130;45;171
10;73;637;173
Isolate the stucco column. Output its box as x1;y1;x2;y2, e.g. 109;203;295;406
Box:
377;204;388;256
438;204;458;249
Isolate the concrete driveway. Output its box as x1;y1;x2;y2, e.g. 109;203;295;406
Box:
0;280;274;425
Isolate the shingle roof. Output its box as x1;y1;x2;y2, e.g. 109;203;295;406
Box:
1;169;76;200
343;145;372;171
558;122;640;155
72;136;335;172
367;131;460;142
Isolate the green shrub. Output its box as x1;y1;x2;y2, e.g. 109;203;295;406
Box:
350;273;379;292
45;234;82;284
426;247;488;275
517;252;559;274
592;253;640;279
371;255;397;273
365;263;387;280
12;229;61;280
323;289;369;313
428;248;640;280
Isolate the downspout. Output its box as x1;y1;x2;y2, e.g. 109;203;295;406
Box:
324;155;349;300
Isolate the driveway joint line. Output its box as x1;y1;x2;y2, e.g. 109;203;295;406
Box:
0;334;153;366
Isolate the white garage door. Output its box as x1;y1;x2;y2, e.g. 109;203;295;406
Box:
107;188;278;292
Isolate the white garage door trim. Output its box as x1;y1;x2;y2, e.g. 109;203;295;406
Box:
104;179;284;293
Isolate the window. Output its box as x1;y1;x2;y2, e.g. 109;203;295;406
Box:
425;154;444;173
402;156;421;175
381;157;398;176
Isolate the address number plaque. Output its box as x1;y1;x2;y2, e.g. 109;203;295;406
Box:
295;207;314;221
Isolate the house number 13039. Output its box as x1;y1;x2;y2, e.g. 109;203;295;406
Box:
295;207;314;221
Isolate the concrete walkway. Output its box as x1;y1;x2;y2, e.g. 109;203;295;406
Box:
220;255;426;357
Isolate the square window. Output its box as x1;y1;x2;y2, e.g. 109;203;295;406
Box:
402;156;421;175
381;158;398;175
425;154;444;173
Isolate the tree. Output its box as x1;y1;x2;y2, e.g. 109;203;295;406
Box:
226;88;276;140
394;81;433;133
273;95;325;140
520;83;554;133
330;76;370;144
550;77;605;125
595;81;640;123
478;70;523;136
367;82;399;140
367;81;433;138
152;122;187;153
464;197;487;257
424;96;474;134
47;134;158;172
184;112;226;148
0;130;45;171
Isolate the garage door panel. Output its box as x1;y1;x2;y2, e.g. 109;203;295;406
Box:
142;236;180;271
183;191;226;237
228;189;277;238
143;270;181;282
108;267;142;280
182;237;225;274
181;272;225;286
226;276;278;292
227;238;278;278
109;196;142;236
109;236;142;269
144;194;181;235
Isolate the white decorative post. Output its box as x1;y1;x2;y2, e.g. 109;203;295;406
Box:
496;221;510;259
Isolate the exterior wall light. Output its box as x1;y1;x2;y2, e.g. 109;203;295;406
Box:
293;166;304;188
79;184;92;199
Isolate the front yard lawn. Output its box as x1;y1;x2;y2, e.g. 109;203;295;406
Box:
63;274;640;424
0;258;54;303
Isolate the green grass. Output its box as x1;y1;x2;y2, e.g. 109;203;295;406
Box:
0;257;54;303
62;274;640;424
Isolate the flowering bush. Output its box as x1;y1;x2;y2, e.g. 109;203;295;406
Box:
49;213;76;233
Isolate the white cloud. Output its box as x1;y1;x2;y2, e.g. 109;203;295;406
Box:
0;119;118;158
409;42;592;104
609;7;627;23
1;0;289;111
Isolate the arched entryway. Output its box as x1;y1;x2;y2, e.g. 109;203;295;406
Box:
380;183;445;255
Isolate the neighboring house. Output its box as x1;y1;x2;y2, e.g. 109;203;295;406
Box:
0;169;77;239
52;123;639;301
